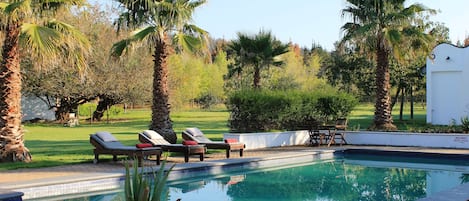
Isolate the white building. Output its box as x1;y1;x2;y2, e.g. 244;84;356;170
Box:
426;43;469;125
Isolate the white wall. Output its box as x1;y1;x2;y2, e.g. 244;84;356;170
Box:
427;43;469;125
21;96;56;121
345;131;469;149
224;130;310;150
224;131;469;150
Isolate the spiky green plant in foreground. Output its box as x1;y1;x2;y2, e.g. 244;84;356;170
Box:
124;159;174;201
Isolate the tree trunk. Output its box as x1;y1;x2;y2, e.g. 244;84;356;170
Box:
253;67;261;89
55;97;80;123
370;44;397;131
150;38;176;143
390;83;402;111
399;88;405;121
0;22;32;162
92;95;116;121
410;86;414;119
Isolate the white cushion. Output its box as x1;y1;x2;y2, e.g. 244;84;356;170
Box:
143;130;164;140
186;127;204;137
96;131;118;142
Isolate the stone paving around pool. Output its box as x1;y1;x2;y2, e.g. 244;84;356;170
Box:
2;145;469;200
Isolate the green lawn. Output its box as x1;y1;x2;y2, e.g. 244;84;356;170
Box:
1;104;429;170
348;103;427;131
1;108;229;171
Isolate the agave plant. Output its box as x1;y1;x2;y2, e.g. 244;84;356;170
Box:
124;159;174;201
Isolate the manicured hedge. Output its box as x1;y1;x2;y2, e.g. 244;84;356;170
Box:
226;89;358;133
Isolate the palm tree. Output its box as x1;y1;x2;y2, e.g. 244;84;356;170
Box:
112;0;209;143
341;0;434;130
228;30;289;89
0;0;89;162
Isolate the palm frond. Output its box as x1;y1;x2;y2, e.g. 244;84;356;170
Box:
132;26;157;41
111;38;132;57
44;19;90;71
21;22;60;57
3;0;32;21
174;33;201;53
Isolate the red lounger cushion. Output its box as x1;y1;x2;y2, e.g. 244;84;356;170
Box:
136;143;153;148
224;138;238;143
183;140;198;145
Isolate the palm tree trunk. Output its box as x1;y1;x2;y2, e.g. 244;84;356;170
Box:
0;22;31;162
371;45;397;131
150;39;176;143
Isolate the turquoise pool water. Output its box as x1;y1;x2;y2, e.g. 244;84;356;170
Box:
167;158;468;201
63;154;469;201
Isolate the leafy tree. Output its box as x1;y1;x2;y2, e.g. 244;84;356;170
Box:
167;53;203;109
267;44;329;91
324;45;375;100
0;0;89;162
227;30;289;89
22;5;153;122
112;0;209;143
341;0;435;130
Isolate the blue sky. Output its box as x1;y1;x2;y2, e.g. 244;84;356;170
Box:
92;0;469;51
192;0;469;50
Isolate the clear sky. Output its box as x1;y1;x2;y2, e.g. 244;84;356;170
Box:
192;0;469;51
91;0;469;51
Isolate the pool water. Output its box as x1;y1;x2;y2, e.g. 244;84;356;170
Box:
68;154;469;201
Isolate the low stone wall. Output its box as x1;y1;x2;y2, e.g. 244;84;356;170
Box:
224;130;469;150
345;131;469;149
224;130;310;150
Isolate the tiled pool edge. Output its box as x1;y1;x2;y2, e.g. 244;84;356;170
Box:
4;149;334;200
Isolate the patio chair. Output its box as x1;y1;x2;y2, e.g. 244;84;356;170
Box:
90;131;162;167
182;127;245;158
138;130;205;162
327;118;348;146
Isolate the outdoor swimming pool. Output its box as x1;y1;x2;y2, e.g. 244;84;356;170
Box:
61;151;469;201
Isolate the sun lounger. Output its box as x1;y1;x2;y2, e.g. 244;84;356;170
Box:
138;130;205;162
90;131;162;167
182;127;245;158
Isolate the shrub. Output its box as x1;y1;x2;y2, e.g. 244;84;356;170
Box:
226;89;358;132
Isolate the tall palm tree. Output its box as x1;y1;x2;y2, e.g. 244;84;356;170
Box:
112;0;208;143
341;0;434;130
0;0;89;162
228;30;289;89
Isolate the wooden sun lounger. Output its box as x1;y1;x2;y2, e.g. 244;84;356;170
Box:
182;128;245;158
138;131;205;163
90;132;162;167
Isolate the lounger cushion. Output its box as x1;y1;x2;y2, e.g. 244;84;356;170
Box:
96;131;118;142
186;128;204;137
224;138;238;143
182;140;198;145
141;130;170;145
143;130;164;140
136;143;153;148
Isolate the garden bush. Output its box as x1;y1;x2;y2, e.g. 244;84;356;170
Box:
226;89;357;132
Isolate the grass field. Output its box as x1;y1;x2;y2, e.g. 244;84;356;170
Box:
348;103;427;131
0;104;428;170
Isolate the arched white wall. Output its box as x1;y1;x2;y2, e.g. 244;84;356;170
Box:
427;43;469;125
